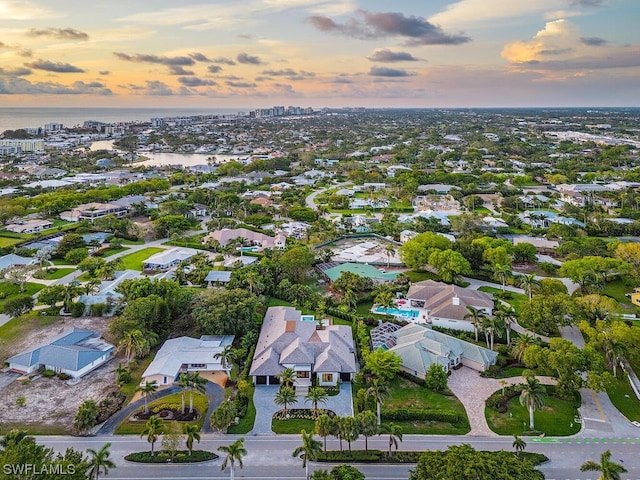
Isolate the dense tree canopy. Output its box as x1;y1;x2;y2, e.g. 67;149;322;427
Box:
189;288;262;337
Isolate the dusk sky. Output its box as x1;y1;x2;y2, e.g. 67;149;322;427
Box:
0;0;639;108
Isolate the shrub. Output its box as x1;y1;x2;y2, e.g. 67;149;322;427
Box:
57;372;71;380
3;294;35;317
70;301;86;317
15;396;26;407
485;384;523;413
424;364;448;392
90;303;107;316
381;408;459;423
124;450;217;463
96;391;127;423
42;369;56;378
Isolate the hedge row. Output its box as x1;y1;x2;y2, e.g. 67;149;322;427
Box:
315;450;549;465
381;408;459;423
125;450;217;463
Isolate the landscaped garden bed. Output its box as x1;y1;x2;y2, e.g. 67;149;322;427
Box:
316;449;548;465
125;450;217;463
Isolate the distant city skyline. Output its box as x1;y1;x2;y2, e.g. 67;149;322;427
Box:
0;0;638;108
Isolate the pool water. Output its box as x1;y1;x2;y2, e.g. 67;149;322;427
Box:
301;315;315;322
375;306;420;318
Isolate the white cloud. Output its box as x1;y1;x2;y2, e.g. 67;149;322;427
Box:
429;0;563;28
0;0;58;20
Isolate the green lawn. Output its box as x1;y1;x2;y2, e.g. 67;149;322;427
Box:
115;392;208;434
0;282;45;313
0;236;23;248
478;286;529;315
272;418;315;434
41;268;75;280
382;376;470;434
602;278;638;306
486;392;581;436
120;355;156;403
102;246;129;257
404;271;440;283
228;385;256;434
606;374;640;423
118;247;165;270
120;238;146;245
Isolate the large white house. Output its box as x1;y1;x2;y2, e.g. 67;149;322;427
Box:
141;335;235;386
250;307;357;393
406;280;494;332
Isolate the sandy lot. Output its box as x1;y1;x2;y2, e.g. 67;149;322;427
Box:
0;316;120;433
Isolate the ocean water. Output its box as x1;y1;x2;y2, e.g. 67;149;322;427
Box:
0;107;243;132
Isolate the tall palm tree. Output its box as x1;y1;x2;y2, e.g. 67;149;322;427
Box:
214;344;235;380
494;304;517;346
141;417;163;455
292;430;323;480
86;442;116;480
276;367;297;388
274;386;298;417
385;244;396;267
357;410;378;452
581;449;627;480
305;387;329;418
519;376;546;430
188;372;207;414
484;314;506;351
135;381;158;414
464;305;488;343
516;274;539;302
493;263;512;292
182;424;201;456
512;434;527;457
218;438;247;480
177;373;190;414
118;329;147;363
314;414;335;453
380;423;403;456
366;378;388;426
339;416;360;454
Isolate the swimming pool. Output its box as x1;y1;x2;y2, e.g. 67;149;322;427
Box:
375;306;420;318
301;315;315;322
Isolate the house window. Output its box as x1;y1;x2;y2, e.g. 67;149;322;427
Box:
321;373;333;382
191;364;206;368
296;371;309;378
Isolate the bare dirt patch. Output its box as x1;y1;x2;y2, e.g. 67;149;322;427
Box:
0;316;121;433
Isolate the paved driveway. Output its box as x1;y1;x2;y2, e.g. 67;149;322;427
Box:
250;382;354;435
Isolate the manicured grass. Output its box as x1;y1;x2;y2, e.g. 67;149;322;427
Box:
266;296;352;327
0;314;60;360
102;246;129;257
118;247;164;270
486;392;581;436
272;417;315;434
228;385;256;434
606;374;640;423
51;258;71;265
41;267;75;280
404;271;440;283
382;376;470;434
0;236;23;248
602;278;637;306
121;238;146;245
478;286;529;315
115;392;208;434
0;282;45;313
0;423;69;436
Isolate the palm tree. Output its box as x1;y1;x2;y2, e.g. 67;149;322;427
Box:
0;430;29;447
519;376;546;430
135;381;158;414
305;387;329;418
214;344;234;380
511;334;540;363
512;434;527;457
493;263;512;292
276;367;297;389
339;416;360;454
292;430;323;480
516;274;539;302
380;423;403;456
182;424;201;456
177;373;190;414
581;450;627;480
315;414;335;453
141;417;163;455
385;244;396;267
366;378;388;426
86;442;116;480
357;410;378;452
118;329;147;363
218;438;247;480
494;304;517;346
274;386;298;417
464;305;488;343
188;372;207;414
484;314;506;351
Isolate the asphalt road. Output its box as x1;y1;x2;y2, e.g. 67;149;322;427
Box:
36;434;640;479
